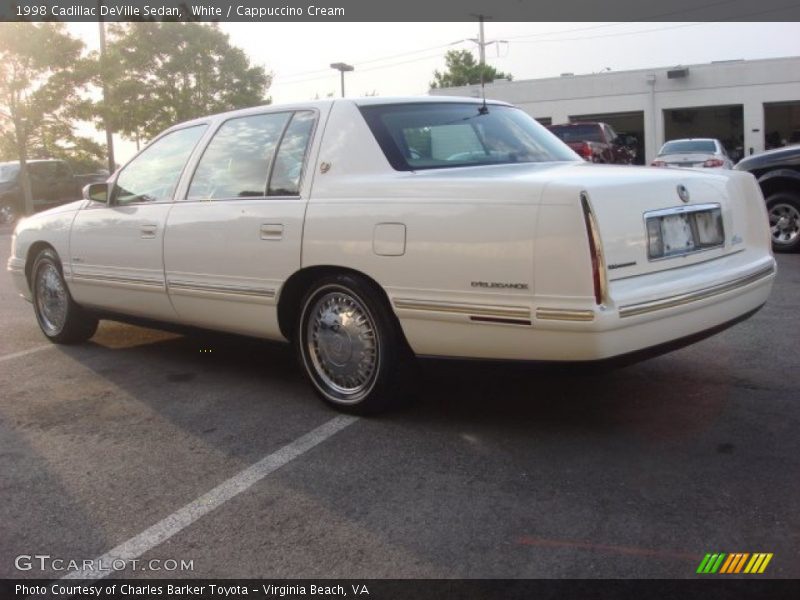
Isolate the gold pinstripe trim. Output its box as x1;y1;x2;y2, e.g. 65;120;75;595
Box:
619;264;775;318
536;308;595;322
393;298;530;320
167;280;276;299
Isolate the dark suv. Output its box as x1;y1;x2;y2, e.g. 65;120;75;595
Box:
735;145;800;252
0;159;83;225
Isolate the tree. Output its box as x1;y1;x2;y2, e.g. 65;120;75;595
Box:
430;50;512;89
101;22;272;143
0;23;95;215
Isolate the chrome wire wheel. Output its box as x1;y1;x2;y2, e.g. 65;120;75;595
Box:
305;287;380;404
35;262;68;336
769;202;800;247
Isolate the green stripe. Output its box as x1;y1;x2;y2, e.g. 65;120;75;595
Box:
703;553;719;573
697;554;712;574
710;553;727;573
703;554;719;573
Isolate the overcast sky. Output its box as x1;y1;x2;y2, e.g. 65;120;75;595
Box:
66;21;800;163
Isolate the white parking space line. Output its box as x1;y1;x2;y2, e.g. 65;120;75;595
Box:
0;344;54;364
62;414;359;580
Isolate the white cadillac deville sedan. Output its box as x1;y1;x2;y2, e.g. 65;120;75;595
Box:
8;97;776;413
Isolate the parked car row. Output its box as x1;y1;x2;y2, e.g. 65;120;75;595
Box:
544;120;798;253
0;159;107;225
7;97;776;413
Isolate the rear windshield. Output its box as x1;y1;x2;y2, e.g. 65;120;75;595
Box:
660;140;717;154
0;164;19;182
359;103;577;171
548;124;603;143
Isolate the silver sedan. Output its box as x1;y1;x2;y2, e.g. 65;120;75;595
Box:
652;138;734;170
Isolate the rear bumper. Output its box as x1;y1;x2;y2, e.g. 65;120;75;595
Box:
396;253;776;361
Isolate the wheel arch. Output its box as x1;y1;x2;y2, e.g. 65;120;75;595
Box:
757;169;800;200
25;241;58;289
277;264;410;350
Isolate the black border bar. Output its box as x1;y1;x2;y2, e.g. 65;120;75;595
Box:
2;0;800;22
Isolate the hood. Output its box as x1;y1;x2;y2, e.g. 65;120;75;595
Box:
736;144;800;171
20;200;86;225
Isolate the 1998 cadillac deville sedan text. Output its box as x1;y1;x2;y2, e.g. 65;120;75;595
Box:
7;97;776;413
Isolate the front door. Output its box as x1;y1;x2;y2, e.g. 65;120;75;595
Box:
164;109;320;338
69;125;208;320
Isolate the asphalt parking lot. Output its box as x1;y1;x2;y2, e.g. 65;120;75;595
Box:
1;225;799;580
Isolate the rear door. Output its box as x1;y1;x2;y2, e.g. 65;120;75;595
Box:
69;125;208;320
163;108;321;338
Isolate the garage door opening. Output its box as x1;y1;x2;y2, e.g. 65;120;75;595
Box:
568;111;645;164
764;101;800;149
663;105;743;162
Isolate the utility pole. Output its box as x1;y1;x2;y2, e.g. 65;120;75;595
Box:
469;14;492;65
477;14;486;65
98;1;115;174
330;62;354;98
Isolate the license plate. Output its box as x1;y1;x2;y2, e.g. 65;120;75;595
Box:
646;206;724;259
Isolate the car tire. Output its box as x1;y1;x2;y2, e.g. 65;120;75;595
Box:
766;191;800;253
0;202;18;225
31;248;98;344
296;273;410;414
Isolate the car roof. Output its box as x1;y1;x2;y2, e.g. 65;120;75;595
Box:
662;138;719;143
168;96;513;131
0;159;63;166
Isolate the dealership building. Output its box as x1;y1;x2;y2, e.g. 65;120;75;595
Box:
430;55;800;165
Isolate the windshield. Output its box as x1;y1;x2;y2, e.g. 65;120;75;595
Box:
548;124;603;143
0;164;20;182
660;140;717;154
360;103;578;171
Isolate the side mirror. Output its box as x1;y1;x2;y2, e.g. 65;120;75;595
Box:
83;182;109;204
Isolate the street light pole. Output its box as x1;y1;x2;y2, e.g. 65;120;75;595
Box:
330;62;354;98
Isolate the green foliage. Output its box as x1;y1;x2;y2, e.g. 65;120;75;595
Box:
0;23;99;213
101;22;272;142
430;50;512;89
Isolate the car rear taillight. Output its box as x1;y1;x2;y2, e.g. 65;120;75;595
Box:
651;160;667;167
702;158;724;168
577;142;593;161
580;192;608;306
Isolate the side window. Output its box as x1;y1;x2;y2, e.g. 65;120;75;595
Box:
188;112;291;200
113;125;206;206
268;111;315;196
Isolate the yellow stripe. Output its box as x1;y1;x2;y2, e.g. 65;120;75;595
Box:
720;554;737;574
750;553;767;573
757;553;773;573
744;554;761;573
734;553;749;573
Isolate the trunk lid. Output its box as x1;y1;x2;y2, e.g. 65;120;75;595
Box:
659;153;715;168
540;164;751;281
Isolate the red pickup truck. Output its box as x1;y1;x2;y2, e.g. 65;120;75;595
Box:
547;122;636;164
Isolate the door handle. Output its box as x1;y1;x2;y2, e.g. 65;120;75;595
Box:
260;223;284;241
140;224;158;239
